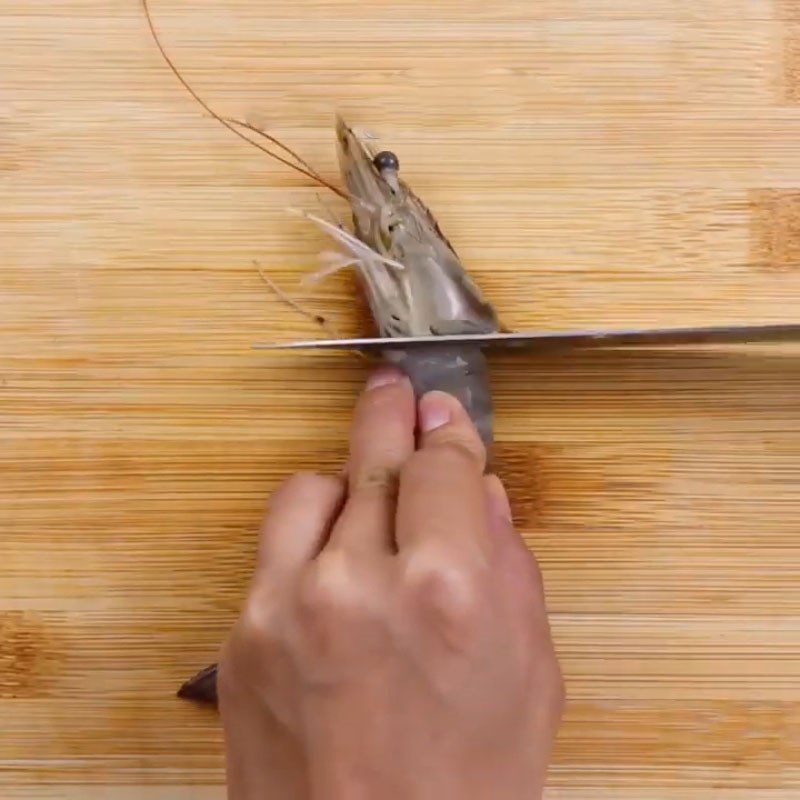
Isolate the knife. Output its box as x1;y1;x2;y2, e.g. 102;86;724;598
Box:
253;323;800;353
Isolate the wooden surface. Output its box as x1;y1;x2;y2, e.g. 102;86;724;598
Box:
2;0;800;796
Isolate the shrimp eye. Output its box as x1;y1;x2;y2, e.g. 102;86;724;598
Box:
373;150;399;172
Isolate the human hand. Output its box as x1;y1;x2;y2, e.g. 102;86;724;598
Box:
219;367;564;800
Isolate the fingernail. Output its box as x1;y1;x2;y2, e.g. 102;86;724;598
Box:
366;366;403;391
486;474;513;522
419;391;452;432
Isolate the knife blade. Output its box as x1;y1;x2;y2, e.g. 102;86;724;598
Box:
253;323;800;353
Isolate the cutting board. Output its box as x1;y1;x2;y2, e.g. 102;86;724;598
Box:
1;1;799;797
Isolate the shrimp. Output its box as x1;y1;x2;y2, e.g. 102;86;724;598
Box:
142;1;499;705
292;118;499;444
317;118;499;446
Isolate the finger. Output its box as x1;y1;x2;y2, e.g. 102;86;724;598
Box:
328;366;416;553
483;474;550;618
417;390;487;472
396;431;488;560
256;472;346;577
396;390;488;555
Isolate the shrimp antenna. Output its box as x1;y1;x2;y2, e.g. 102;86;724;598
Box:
225;118;319;176
253;261;340;338
141;0;348;199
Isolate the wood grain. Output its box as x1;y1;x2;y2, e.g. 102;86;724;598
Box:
1;0;799;796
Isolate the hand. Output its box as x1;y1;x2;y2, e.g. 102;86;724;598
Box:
219;367;564;800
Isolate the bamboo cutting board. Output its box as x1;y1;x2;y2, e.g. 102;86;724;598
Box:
2;1;800;797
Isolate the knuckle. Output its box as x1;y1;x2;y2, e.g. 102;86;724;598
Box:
237;591;279;645
229;591;283;667
349;465;399;496
221;593;286;697
403;552;484;640
297;553;362;625
296;554;376;660
425;428;485;468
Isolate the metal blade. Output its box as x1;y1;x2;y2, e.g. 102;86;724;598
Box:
253;323;800;353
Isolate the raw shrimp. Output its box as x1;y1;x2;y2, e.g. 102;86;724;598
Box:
296;117;499;445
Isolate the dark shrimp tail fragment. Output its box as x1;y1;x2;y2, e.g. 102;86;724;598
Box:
177;662;219;705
